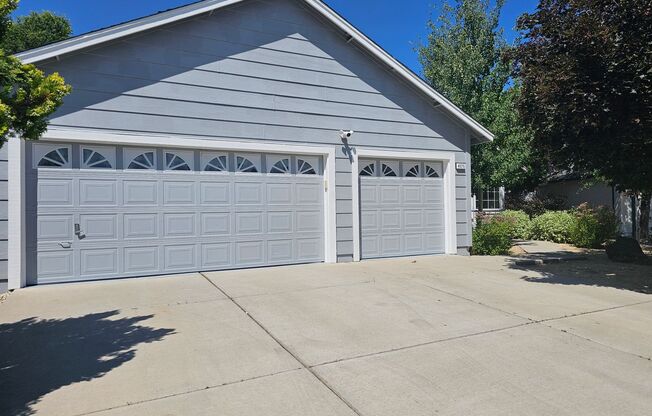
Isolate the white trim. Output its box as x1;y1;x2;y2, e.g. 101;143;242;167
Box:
351;148;458;261
8;137;26;289
39;128;338;264
16;0;493;143
16;0;244;64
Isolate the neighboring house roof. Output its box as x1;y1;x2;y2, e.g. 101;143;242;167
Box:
15;0;494;143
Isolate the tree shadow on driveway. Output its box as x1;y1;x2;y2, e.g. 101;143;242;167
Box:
511;253;652;294
0;311;175;416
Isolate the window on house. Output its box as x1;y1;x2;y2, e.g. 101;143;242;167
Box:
477;188;502;210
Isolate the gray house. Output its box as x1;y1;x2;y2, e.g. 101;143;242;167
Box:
3;0;493;289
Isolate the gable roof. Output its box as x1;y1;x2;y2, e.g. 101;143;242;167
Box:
15;0;494;143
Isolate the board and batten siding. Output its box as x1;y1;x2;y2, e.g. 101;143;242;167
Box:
29;0;473;261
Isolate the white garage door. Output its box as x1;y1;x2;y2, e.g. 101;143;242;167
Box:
359;159;445;259
30;143;325;284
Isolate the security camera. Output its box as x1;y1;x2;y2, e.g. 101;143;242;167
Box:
339;130;354;139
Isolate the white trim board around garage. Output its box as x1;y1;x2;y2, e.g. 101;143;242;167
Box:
8;129;338;289
351;148;458;261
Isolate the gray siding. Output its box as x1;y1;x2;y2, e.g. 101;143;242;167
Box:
38;0;474;260
0;144;7;280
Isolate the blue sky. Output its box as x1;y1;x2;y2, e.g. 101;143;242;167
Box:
14;0;538;74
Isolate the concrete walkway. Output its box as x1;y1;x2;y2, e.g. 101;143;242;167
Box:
1;256;651;415
511;239;589;264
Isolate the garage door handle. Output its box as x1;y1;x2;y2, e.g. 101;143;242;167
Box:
59;242;72;249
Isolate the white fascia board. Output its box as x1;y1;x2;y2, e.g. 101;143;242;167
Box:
16;0;242;64
17;0;494;143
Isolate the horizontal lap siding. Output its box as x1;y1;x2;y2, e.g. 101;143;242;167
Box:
0;145;7;279
41;0;473;257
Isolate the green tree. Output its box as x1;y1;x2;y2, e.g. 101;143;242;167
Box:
0;0;71;147
418;0;544;194
512;0;651;240
2;10;71;54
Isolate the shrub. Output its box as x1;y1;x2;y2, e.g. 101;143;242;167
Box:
472;217;513;255
501;210;532;239
531;211;576;243
505;192;567;217
570;204;618;248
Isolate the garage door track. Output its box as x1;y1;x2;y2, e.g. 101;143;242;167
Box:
1;256;651;415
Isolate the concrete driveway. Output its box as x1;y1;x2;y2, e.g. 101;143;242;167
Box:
1;255;651;416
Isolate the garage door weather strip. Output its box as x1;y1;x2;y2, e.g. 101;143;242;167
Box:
198;272;364;416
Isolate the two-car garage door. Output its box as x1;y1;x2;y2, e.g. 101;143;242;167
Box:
30;143;325;284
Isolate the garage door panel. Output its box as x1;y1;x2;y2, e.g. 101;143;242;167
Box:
80;214;118;240
123;181;158;205
296;211;321;232
38;215;73;241
404;234;424;252
361;210;378;230
268;240;293;262
267;183;293;204
164;245;196;270
124;213;158;239
402;186;422;204
38;179;73;206
200;182;230;205
235;241;265;265
163;213;195;237
295;183;321;204
234;182;264;204
380;185;400;203
381;210;401;230
268;211;293;233
360;185;377;203
163;181;196;205
124;246;159;273
200;212;231;236
37;251;74;280
201;243;231;269
33;146;324;284
235;212;264;234
403;210;423;229
80;248;118;276
296;238;322;260
380;235;401;255
425;233;445;251
79;180;117;206
361;236;379;258
425;210;445;227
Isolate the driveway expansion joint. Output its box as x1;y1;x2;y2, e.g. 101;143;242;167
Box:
310;321;537;368
73;368;303;416
199;272;365;416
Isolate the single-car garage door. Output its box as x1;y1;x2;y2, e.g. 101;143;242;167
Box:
359;159;445;259
29;143;325;284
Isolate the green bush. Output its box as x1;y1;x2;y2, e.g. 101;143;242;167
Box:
472;217;513;255
501;210;532;239
570;205;618;248
531;211;576;243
